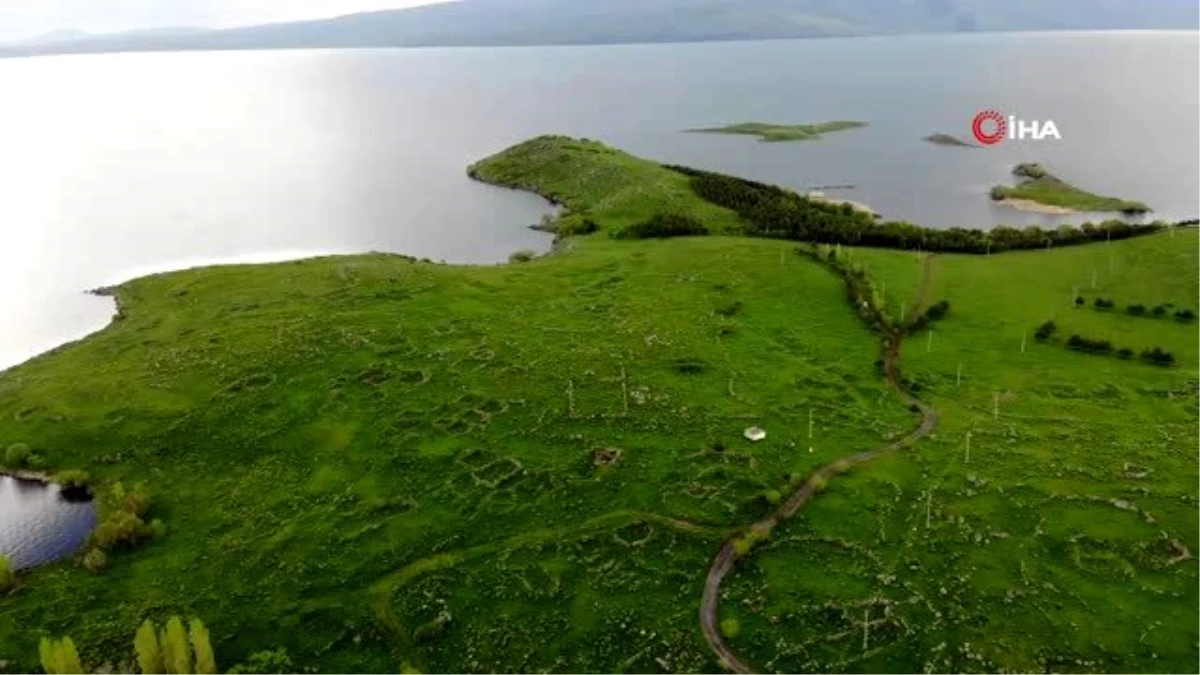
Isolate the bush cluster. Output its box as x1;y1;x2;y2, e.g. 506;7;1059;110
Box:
666;164;1190;253
1034;321;1057;341
82;482;164;571
1060;333;1175;366
1066;334;1113;354
1140;347;1176;366
619;213;709;239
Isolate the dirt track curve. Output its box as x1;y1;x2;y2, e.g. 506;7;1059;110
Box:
699;253;940;673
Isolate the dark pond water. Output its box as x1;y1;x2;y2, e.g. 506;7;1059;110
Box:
0;475;97;569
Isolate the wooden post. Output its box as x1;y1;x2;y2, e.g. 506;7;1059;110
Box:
965;431;972;464
993;391;999;420
808;409;814;439
927;329;933;353
1021;331;1027;354
925;489;933;528
956;362;962;387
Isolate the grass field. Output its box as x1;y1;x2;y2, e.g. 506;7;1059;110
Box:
991;163;1151;214
0;237;914;672
0;135;1195;673
685;121;868;142
718;231;1198;672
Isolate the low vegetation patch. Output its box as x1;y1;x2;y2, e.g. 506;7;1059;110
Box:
685;120;867;142
991;162;1151;214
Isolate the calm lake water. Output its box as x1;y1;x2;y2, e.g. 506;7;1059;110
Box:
0;31;1196;369
0;476;96;569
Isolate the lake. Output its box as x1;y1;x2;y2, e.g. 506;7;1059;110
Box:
0;475;97;569
0;31;1196;369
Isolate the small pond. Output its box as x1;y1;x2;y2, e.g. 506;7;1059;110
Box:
0;475;96;570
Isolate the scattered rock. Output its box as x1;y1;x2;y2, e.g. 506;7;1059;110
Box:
744;427;766;442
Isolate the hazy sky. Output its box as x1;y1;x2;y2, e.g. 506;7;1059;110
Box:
0;0;453;42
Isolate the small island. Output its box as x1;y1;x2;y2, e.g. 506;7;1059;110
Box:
923;132;974;147
990;163;1151;215
686;121;867;142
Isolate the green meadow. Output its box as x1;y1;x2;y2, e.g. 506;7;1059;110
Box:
0;136;1195;673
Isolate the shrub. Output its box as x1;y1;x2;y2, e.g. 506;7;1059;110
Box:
1093;298;1115;310
557;215;599;236
1140;347;1175;366
91;510;151;549
81;548;107;572
4;442;30;467
39;637;83;675
620;213;709;239
924;300;951;321
1066;335;1112;354
0;554;14;592
1151;305;1168;317
1034;321;1057;341
1126;304;1146;316
55;469;91;488
507;249;536;264
1116;347;1134;360
1175;309;1196;322
720;618;741;638
1074;295;1085;307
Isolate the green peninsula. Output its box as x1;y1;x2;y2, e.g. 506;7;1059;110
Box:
990;162;1151;215
686;120;867;142
0;136;1195;675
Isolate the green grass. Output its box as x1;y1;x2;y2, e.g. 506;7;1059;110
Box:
1;136;1195;673
0;237;911;672
991;163;1151;214
468;135;744;237
720;231;1198;672
686;121;868;142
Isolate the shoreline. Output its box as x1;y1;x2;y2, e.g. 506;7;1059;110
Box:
992;197;1078;215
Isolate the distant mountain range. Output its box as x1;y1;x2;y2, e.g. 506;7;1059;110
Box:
4;0;1197;58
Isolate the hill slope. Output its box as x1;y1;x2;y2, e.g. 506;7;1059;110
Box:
3;0;1197;57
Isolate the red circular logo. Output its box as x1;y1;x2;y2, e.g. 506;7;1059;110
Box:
972;109;1007;145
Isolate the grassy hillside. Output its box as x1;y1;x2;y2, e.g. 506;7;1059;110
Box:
717;231;1198;672
0;237;912;672
1;138;1196;673
467;135;746;237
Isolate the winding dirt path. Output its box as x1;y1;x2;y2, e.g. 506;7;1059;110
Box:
700;253;939;673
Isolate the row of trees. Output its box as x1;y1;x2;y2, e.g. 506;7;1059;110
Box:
664;164;1195;253
1079;296;1196;321
38;615;294;674
1035;323;1175;366
618;213;709;239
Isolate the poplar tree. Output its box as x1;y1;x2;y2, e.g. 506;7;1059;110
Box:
135;619;164;674
189;619;216;675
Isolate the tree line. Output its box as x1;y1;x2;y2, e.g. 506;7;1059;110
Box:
664;164;1195;254
1034;321;1176;366
37;615;293;674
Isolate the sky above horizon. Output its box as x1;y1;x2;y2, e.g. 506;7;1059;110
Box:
0;0;453;43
